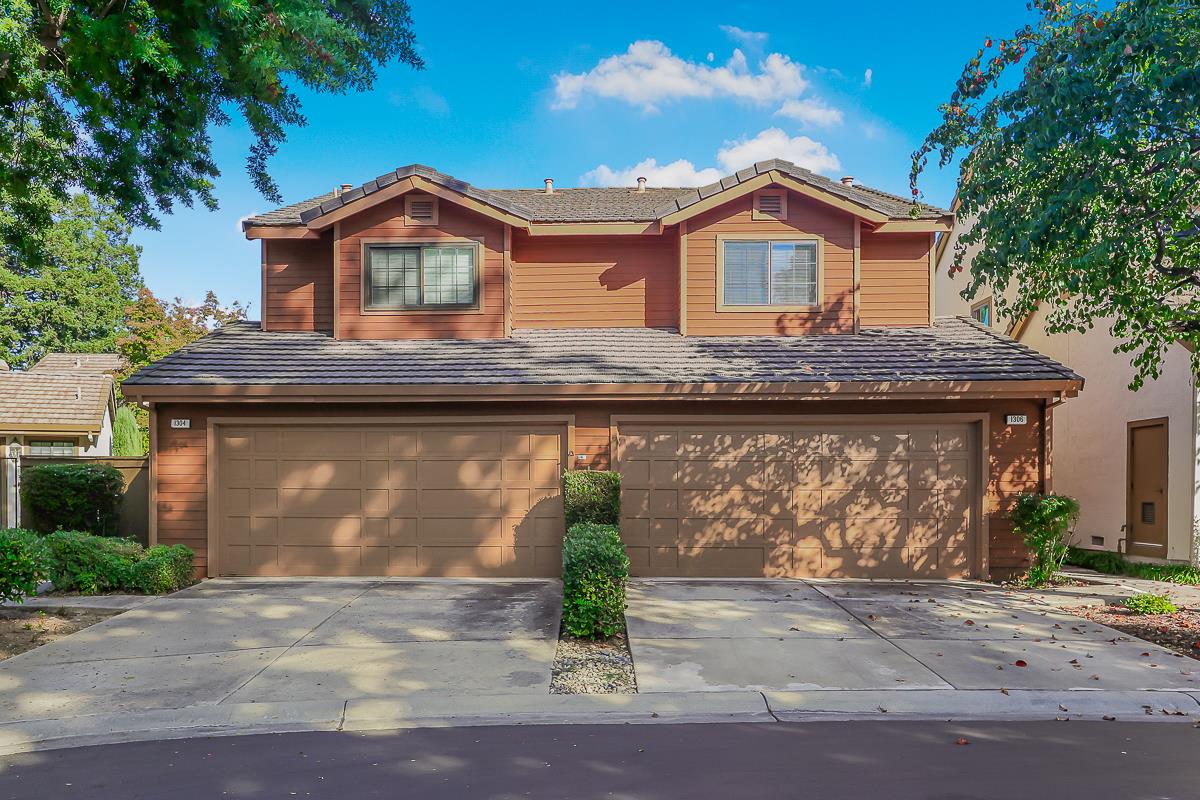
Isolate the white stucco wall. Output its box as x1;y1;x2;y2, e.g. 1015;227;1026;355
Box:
80;405;113;457
935;225;1197;564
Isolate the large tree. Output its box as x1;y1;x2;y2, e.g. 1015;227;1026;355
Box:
913;0;1200;387
0;1;422;264
0;192;142;367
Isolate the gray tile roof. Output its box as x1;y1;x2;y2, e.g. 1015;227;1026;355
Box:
123;318;1078;388
243;160;947;227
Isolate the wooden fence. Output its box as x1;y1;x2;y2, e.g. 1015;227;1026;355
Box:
0;455;150;543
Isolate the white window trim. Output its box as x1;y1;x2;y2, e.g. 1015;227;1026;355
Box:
715;232;824;312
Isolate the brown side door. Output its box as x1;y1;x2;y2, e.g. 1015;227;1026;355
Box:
1127;419;1168;559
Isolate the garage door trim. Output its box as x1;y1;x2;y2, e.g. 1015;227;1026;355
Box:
206;414;576;578
610;413;990;579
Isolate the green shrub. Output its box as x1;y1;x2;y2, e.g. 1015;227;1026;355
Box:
1066;547;1200;585
562;522;629;639
1011;493;1081;587
1124;593;1178;615
128;545;194;593
112;405;144;457
21;463;125;535
563;470;621;528
0;528;50;603
44;530;142;594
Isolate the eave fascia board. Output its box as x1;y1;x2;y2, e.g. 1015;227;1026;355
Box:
525;221;663;236
121;378;1083;404
243;226;323;241
658;171;892;227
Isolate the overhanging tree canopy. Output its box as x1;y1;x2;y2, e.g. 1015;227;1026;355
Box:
1;1;422;263
913;0;1200;387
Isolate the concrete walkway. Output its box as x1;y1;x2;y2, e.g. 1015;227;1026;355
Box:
624;579;1199;693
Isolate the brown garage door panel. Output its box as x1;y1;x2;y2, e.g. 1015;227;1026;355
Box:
617;422;978;579
217;424;565;577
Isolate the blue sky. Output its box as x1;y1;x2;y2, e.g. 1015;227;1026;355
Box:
133;1;1037;312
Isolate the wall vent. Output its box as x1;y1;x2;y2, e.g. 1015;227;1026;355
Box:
752;190;787;220
405;195;438;226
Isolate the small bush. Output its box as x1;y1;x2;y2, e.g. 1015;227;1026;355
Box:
1011;493;1081;587
1066;547;1200;585
563;470;621;528
1124;593;1178;615
43;531;142;594
562;522;629;639
128;545;194;593
21;463;125;535
0;528;51;603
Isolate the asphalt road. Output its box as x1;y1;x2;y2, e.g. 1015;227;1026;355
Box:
1;721;1197;799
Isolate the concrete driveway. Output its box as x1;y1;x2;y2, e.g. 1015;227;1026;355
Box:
0;579;560;722
626;579;1200;693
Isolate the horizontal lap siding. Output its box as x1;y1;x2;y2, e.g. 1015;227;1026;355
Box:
511;232;678;329
337;198;506;339
263;236;334;333
685;191;855;335
860;232;932;327
153;397;1043;578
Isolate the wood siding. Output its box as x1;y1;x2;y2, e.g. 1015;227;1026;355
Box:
684;189;855;335
860;231;932;327
152;397;1044;578
263;236;334;333
511;231;678;329
336;197;506;339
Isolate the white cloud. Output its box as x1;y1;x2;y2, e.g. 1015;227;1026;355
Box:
775;97;843;127
580;127;841;187
582;158;724;188
551;40;808;111
863;68;873;88
719;25;768;46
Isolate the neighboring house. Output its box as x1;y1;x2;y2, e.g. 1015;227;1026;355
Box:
936;215;1196;565
121;160;1080;580
0;354;120;456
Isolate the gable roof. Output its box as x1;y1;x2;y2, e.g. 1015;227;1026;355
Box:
123;317;1079;393
0;371;115;433
244;160;948;229
32;352;125;375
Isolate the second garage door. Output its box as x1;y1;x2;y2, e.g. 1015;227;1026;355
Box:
215;422;565;577
616;419;980;579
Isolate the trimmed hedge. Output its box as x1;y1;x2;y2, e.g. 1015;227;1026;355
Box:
563;470;620;528
562;522;629;639
1066;547;1200;585
0;528;50;603
21;463;125;535
43;531;193;595
129;545;194;594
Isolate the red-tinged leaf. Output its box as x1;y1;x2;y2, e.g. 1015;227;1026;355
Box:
964;620;975;626
1014;659;1027;667
955;738;970;746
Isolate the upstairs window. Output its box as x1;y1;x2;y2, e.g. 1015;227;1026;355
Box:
29;441;73;456
721;239;820;308
971;298;992;327
365;243;478;311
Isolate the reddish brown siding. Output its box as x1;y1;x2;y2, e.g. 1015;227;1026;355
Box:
511;232;678;329
860;231;932;327
153;397;1044;578
336;198;506;339
685;189;855;335
263;236;334;333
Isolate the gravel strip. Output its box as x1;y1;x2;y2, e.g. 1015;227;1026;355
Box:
550;630;637;694
1066;605;1200;661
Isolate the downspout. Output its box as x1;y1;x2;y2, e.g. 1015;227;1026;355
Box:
1192;372;1200;567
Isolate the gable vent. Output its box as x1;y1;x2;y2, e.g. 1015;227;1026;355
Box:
405;195;438;226
757;194;783;214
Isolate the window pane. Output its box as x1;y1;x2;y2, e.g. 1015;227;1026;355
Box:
421;246;475;306
770;242;817;305
368;246;419;307
723;241;769;305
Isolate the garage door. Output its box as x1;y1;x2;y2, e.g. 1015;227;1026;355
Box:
616;420;978;579
216;423;565;577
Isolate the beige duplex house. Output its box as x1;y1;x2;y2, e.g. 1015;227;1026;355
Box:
936;216;1198;566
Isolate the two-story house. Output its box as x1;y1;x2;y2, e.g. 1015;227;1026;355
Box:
122;160;1080;580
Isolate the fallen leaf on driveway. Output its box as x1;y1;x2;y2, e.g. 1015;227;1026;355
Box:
1102;715;1116;721
955;738;969;746
1014;660;1027;667
1000;688;1009;695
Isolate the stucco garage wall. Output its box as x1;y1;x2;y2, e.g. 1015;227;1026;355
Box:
152;397;1047;578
